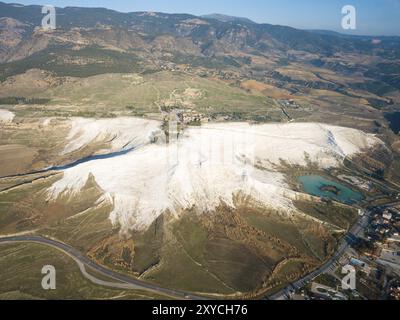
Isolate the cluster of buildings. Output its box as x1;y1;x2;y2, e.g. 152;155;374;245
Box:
278;99;301;109
369;207;400;277
177;110;205;125
367;208;399;239
163;109;210;127
290;205;400;300
309;283;348;300
388;280;400;300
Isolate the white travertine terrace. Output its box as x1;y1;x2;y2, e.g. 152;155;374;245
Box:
48;118;382;233
62;117;162;154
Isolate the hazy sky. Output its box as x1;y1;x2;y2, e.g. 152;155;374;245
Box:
8;0;400;36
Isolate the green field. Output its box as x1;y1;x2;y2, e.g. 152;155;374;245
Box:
0;243;169;300
293;200;358;231
2;71;281;121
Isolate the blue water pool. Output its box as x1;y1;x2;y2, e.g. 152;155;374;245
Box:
298;175;364;204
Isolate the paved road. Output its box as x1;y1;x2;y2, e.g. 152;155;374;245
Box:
1;204;397;301
267;212;371;300
0;235;208;300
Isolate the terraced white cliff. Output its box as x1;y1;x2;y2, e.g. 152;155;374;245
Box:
63;117;162;154
48;119;382;233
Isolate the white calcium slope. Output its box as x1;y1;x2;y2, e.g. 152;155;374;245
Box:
0;109;15;124
62;117;162;154
48;120;382;232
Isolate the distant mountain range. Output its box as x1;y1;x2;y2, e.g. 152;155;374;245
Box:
1;1;399;58
200;13;256;24
0;1;399;97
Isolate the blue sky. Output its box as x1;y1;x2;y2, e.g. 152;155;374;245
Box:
8;0;400;36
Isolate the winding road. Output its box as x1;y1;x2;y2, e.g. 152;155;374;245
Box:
0;235;208;300
267;210;372;300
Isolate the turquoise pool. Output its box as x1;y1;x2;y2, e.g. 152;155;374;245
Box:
298;175;364;204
